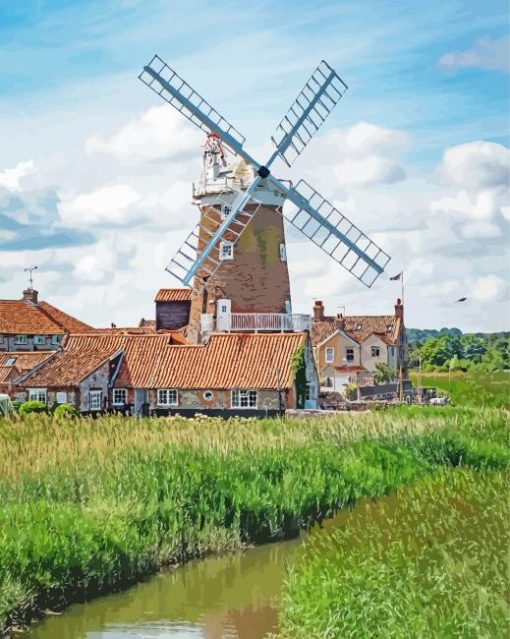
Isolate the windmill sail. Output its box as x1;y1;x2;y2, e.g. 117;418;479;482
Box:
139;55;246;155
285;180;390;287
271;61;348;167
166;192;263;290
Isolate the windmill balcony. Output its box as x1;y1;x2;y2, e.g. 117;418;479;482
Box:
201;313;311;334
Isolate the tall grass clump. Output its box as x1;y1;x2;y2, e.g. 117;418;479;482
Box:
410;370;510;407
276;468;510;639
0;407;508;633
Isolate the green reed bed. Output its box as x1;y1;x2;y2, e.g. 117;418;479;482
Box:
276;468;509;639
0;408;508;634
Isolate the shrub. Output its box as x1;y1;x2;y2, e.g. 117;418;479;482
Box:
54;403;78;418
18;401;47;416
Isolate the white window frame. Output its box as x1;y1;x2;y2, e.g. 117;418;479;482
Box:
222;204;232;219
203;390;214;401
28;388;47;404
231;389;258;409
56;391;68;404
51;335;62;345
325;347;334;363
89;390;103;411
15;335;28;345
219;241;234;261
34;335;46;345
279;242;287;262
6;357;16;366
157;389;178;406
112;388;127;406
371;346;381;357
346;348;355;362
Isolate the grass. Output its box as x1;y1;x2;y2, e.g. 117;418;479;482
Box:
1;408;508;634
409;369;510;407
275;468;509;639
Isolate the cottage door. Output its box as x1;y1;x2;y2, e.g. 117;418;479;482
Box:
134;389;147;416
216;299;231;332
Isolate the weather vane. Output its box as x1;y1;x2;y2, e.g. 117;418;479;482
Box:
24;265;38;290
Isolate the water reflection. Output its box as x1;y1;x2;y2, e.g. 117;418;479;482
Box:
23;538;303;639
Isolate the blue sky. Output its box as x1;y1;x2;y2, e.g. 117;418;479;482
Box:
0;0;509;330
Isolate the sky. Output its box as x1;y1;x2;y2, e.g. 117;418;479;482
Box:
0;0;508;331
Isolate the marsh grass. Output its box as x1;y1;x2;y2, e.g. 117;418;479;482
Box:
0;408;508;634
276;468;509;639
410;370;510;407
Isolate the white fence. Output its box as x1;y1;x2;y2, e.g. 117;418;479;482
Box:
201;313;310;333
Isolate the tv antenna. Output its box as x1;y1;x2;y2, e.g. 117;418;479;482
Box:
24;265;38;290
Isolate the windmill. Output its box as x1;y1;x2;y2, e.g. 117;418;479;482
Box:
139;56;391;338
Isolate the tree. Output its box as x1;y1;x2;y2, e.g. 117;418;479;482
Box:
373;362;395;384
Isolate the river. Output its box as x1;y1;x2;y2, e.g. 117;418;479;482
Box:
22;535;305;639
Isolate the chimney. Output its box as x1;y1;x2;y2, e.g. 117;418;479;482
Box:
335;313;345;330
313;300;324;321
22;288;38;304
395;298;404;321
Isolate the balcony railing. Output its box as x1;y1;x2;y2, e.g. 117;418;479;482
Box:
201;313;311;334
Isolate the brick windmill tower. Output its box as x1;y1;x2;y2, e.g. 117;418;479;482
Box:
185;134;292;342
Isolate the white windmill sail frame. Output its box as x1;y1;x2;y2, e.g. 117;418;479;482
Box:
139;55;391;290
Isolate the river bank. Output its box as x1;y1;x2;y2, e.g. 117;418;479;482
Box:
1;408;508;636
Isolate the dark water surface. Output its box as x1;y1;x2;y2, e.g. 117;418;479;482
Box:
22;536;304;639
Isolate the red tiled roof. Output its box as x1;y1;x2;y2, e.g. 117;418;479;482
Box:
145;332;307;390
93;326;157;334
22;334;126;387
0;299;91;335
312;315;401;346
0;366;19;384
155;288;192;303
0;351;55;373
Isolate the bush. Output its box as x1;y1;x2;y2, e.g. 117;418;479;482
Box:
10;401;22;414
54;403;78;418
18;401;47;416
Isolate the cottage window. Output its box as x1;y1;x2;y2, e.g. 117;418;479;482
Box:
15;335;28;345
346;348;354;362
279;243;287;262
325;347;334;363
56;392;67;404
89;390;102;411
157;389;178;406
222;204;231;218
203;390;214;401
232;389;257;408
34;336;46;345
371;346;381;357
51;335;62;345
219;241;233;261
28;388;47;404
113;388;127;406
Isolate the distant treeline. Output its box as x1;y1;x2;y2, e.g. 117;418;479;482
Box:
406;328;510;373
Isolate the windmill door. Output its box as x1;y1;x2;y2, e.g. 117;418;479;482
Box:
216;299;231;332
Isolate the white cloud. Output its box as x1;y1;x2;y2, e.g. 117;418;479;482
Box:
470;274;507;302
0;160;37;192
439;36;510;73
59;184;142;226
85;106;202;164
333;156;405;185
341;122;410;155
440;141;510;191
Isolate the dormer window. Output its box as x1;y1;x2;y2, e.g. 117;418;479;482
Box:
6;357;16;366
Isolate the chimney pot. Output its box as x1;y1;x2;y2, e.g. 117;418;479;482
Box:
22;289;38;304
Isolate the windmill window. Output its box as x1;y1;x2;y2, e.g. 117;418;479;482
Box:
157;389;178;406
325;347;334;363
371;346;381;357
232;389;257;408
279;243;287;262
219;241;233;260
222;204;232;218
346;348;354;362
